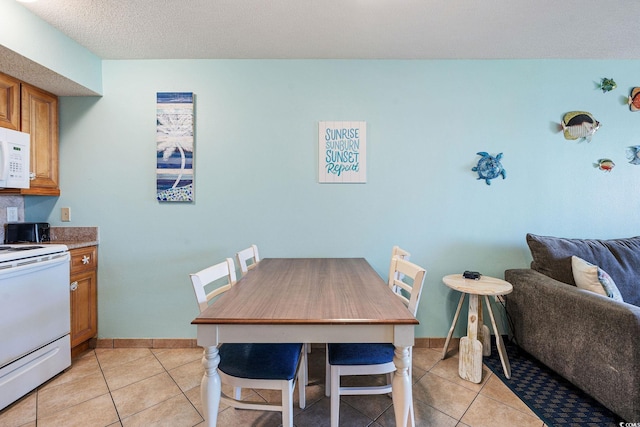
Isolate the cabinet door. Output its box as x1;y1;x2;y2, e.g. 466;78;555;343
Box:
0;72;20;130
21;83;60;195
70;269;98;348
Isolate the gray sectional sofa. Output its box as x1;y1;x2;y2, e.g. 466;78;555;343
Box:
505;233;640;422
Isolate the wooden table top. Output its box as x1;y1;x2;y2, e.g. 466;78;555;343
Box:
442;274;513;296
192;258;418;326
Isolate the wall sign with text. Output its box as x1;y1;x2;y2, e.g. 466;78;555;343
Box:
318;121;367;183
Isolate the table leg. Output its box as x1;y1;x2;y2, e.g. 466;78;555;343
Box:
477;297;491;357
459;294;483;383
442;293;466;359
484;296;511;379
201;346;222;427
392;345;414;427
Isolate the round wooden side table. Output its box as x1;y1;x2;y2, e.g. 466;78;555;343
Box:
441;274;512;383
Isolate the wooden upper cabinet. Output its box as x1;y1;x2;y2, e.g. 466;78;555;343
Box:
0;72;60;196
0;73;20;131
21;84;60;195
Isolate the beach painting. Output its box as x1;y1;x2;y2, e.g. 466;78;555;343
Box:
156;92;194;202
318;121;366;183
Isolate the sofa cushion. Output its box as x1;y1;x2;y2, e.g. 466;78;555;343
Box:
527;233;640;306
571;256;624;301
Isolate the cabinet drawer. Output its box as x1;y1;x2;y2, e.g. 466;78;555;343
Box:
70;246;97;274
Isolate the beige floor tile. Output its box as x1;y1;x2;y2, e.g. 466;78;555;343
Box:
254;382;323;416
215;406;284;427
95;348;154;371
101;354;165;391
120;394;203;427
412;348;445;372
293;396;374;427
429;355;491;393
111;372;182;419
167;358;205;392
413;372;477;420
342;393;393;421
376;398;458;427
480;375;536;417
0;391;36;426
460;394;543;427
184;386;205;416
41;351;102;390
152;347;203;371
8;346;545;426
37;393;119;427
185;383;267;416
37;371;109;418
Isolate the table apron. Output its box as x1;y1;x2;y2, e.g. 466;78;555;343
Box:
197;324;415;347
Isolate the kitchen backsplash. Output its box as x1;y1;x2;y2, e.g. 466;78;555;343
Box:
50;226;99;243
0;196;25;242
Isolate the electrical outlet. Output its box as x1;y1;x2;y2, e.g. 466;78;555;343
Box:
61;207;71;222
6;207;18;222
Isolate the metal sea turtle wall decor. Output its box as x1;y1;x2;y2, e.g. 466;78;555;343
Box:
472;152;506;185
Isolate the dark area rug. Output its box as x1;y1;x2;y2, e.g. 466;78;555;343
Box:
483;338;624;426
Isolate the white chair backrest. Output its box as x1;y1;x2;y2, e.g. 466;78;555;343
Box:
236;244;260;277
388;257;426;316
189;257;237;313
389;246;411;288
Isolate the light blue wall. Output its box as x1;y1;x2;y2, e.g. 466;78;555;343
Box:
0;0;102;94
26;59;640;339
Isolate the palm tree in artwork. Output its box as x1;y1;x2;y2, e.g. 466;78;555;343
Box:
157;109;193;189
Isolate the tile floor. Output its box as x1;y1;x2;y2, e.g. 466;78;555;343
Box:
0;344;545;427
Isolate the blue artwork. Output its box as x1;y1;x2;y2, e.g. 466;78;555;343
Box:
156;92;194;202
472;152;506;185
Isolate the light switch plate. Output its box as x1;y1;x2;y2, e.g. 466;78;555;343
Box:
6;207;17;222
61;207;71;222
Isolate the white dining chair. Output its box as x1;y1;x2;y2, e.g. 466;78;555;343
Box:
236;244;260;277
189;257;306;427
325;256;426;427
390;245;411;291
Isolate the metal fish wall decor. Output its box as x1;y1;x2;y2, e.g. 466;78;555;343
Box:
598;78;617;93
629;88;640;111
595;158;615;172
561;111;601;142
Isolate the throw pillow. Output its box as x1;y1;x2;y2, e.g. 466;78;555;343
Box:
571;256;624;302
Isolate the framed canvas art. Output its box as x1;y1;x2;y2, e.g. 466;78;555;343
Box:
318;121;366;183
156;92;195;202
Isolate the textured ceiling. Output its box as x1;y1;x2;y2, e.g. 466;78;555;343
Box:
8;0;640;96
16;0;640;60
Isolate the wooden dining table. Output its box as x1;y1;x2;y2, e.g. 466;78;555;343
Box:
191;257;419;427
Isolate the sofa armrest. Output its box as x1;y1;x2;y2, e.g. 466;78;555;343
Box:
505;268;640;420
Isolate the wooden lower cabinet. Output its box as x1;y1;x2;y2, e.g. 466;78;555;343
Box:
70;246;98;357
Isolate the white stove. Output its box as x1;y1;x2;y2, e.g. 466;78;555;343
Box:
0;244;68;264
0;243;71;410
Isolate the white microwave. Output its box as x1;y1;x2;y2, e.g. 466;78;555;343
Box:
0;128;30;189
